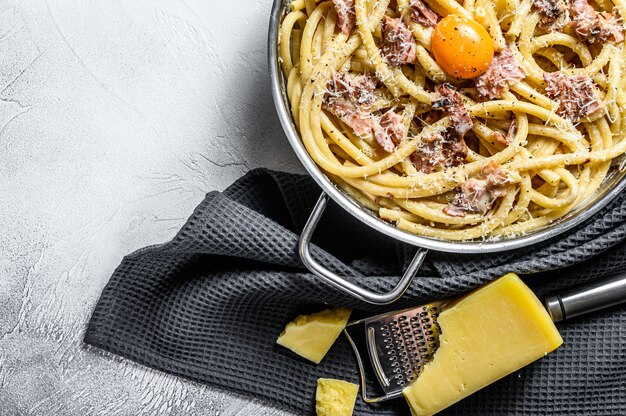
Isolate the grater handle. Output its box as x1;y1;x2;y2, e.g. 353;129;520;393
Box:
544;273;626;322
299;193;427;305
343;327;404;403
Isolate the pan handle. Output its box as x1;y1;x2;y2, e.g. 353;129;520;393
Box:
298;193;427;305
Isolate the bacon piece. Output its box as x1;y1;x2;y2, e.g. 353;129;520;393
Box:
332;0;356;35
423;111;443;125
475;48;526;99
491;131;509;146
432;84;473;137
419;110;443;127
443;162;512;217
491;120;517;146
569;0;624;44
410;127;468;173
381;16;417;66
373;109;405;152
323;73;377;136
409;0;439;27
544;72;603;123
459;88;489;103
532;0;570;30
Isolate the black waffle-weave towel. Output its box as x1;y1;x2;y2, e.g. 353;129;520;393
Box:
85;168;626;415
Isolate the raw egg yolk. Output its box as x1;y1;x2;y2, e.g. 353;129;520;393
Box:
431;15;494;79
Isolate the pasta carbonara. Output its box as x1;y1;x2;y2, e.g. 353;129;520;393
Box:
279;0;626;240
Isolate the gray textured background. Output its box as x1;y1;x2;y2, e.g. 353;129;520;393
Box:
0;0;302;414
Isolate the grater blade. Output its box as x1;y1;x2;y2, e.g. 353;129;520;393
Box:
343;302;443;403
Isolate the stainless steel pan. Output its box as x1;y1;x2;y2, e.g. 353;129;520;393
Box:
268;0;626;304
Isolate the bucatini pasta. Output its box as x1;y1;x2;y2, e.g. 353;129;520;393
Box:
279;0;626;241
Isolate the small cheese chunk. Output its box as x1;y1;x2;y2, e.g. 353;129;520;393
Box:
276;308;351;364
316;378;359;416
403;273;563;416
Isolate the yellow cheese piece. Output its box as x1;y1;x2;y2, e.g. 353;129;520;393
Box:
315;378;359;416
276;308;351;364
403;273;563;416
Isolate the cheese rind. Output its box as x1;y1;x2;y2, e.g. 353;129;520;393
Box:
315;378;359;416
276;308;351;364
403;273;563;416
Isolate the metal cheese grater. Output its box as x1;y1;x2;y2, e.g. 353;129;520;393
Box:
343;272;626;404
343;302;444;403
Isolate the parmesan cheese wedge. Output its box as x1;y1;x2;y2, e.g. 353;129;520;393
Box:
276;308;351;364
315;378;359;416
403;273;563;416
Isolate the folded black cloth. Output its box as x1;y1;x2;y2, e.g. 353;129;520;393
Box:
85;169;626;415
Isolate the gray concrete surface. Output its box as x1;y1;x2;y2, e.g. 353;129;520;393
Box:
0;0;303;414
